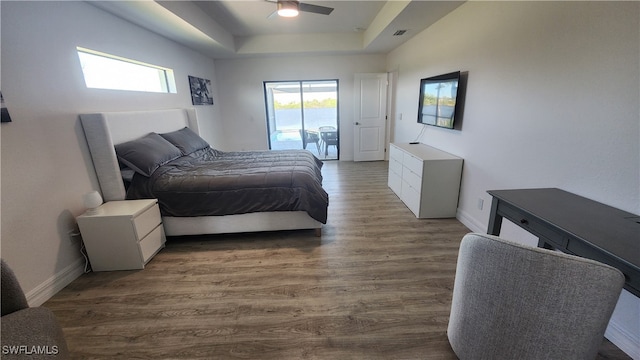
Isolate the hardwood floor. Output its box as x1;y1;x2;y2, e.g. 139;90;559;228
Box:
45;161;630;359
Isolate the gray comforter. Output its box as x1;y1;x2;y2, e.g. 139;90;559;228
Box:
126;148;328;223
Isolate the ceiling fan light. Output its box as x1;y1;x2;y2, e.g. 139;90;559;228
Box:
277;2;299;17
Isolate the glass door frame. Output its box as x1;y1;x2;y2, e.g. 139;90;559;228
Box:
263;79;340;160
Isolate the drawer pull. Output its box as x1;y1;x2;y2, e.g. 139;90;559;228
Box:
520;219;529;225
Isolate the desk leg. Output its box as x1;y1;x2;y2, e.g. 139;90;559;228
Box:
487;198;503;235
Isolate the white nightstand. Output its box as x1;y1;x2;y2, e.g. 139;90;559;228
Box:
77;199;166;271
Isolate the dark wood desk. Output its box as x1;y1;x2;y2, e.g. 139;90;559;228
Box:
487;188;640;297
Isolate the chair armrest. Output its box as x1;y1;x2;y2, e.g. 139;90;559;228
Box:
1;260;29;316
1;308;70;359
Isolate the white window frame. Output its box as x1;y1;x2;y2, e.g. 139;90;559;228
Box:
77;47;177;93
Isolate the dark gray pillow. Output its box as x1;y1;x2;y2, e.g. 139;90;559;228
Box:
160;127;210;155
115;133;182;177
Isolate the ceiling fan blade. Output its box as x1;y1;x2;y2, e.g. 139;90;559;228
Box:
299;2;334;15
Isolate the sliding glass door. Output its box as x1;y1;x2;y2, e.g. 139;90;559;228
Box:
264;80;339;160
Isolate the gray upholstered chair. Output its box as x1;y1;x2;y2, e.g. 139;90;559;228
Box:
1;259;70;359
447;233;624;360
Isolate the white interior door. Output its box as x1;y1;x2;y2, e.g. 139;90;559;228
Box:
354;73;387;161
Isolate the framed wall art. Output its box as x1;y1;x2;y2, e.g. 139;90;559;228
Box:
188;76;213;105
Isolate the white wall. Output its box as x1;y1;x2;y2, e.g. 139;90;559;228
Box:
213;54;386;159
387;2;639;358
0;1;222;304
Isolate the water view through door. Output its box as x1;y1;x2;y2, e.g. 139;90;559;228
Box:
264;80;339;160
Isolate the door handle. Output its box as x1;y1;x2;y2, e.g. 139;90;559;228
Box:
355;122;360;125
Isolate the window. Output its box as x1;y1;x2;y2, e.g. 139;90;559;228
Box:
77;47;176;93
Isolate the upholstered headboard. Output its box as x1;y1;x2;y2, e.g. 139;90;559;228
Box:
80;109;199;201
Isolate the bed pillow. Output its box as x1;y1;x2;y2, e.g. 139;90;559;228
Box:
115;132;182;177
160;127;210;155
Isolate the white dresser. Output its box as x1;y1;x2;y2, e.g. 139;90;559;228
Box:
77;199;166;271
388;143;463;218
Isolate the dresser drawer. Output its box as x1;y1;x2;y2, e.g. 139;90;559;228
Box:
389;156;403;177
401;180;421;216
388;170;402;196
133;204;162;240
403;166;422;194
389;144;402;162
140;225;165;263
403;153;423;175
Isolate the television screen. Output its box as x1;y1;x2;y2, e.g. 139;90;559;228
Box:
417;71;461;129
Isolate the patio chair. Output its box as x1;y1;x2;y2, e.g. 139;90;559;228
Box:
320;130;338;157
299;129;320;153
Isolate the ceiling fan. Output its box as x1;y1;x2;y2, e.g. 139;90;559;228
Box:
266;0;334;18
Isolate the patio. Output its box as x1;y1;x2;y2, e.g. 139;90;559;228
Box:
270;129;338;160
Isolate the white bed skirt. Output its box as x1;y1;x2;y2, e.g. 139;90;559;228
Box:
162;211;322;236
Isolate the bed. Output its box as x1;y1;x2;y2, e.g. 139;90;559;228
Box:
80;109;327;236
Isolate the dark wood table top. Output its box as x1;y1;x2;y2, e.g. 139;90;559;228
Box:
488;188;640;270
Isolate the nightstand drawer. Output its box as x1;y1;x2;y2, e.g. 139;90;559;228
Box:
140;225;165;263
134;204;161;240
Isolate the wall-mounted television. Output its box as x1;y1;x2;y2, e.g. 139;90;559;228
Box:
417;71;461;129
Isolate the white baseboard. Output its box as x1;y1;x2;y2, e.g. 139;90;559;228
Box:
456;208;485;233
25;258;86;307
605;316;640;360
